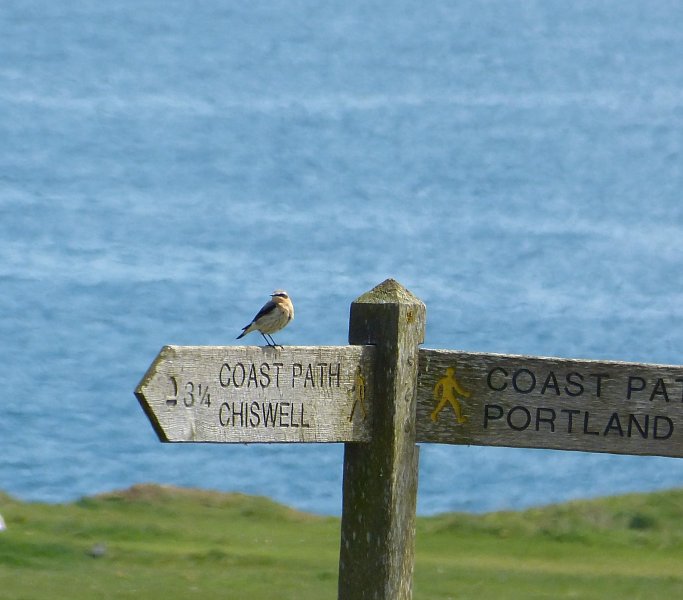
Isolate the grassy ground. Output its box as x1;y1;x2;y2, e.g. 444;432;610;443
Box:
1;484;682;599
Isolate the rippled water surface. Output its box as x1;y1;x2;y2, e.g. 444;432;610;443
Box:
2;0;683;514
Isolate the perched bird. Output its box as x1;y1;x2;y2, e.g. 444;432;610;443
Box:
237;290;294;347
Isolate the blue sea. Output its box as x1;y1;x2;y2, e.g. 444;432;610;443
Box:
2;0;683;515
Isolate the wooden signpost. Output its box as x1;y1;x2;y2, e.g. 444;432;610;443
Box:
416;349;683;457
136;345;376;443
135;279;683;600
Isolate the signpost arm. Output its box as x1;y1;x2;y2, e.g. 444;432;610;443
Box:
338;279;426;600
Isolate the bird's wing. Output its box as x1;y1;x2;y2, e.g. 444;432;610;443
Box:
250;299;277;323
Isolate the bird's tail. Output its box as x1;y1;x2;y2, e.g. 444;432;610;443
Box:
236;323;253;339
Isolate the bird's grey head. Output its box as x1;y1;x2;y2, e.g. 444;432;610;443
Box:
271;289;289;299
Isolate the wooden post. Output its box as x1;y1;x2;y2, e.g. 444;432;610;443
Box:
338;279;426;600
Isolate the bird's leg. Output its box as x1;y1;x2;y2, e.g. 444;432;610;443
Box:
266;333;283;349
261;332;273;347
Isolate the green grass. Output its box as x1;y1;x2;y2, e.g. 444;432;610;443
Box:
1;484;682;599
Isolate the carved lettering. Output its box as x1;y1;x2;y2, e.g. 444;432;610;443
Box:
304;364;315;388
512;369;536;394
219;360;344;390
627;376;646;399
654;416;673;440
273;362;283;387
487;367;508;391
536;407;556;432
485;367;613;399
219;401;311;428
480;404;674;442
589;373;609;397
507;406;531;431
483;404;504;427
649;378;670;402
564;372;584;397
561;408;581;433
627;414;649;439
329;362;341;387
604;412;624;436
583;411;599;435
540;372;560;395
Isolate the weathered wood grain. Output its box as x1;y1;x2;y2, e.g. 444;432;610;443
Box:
338;279;426;600
417;349;683;457
135;345;375;443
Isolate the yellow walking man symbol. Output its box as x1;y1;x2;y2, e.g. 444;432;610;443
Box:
431;366;470;424
349;366;367;421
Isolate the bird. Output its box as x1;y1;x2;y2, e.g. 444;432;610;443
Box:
237;290;294;347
